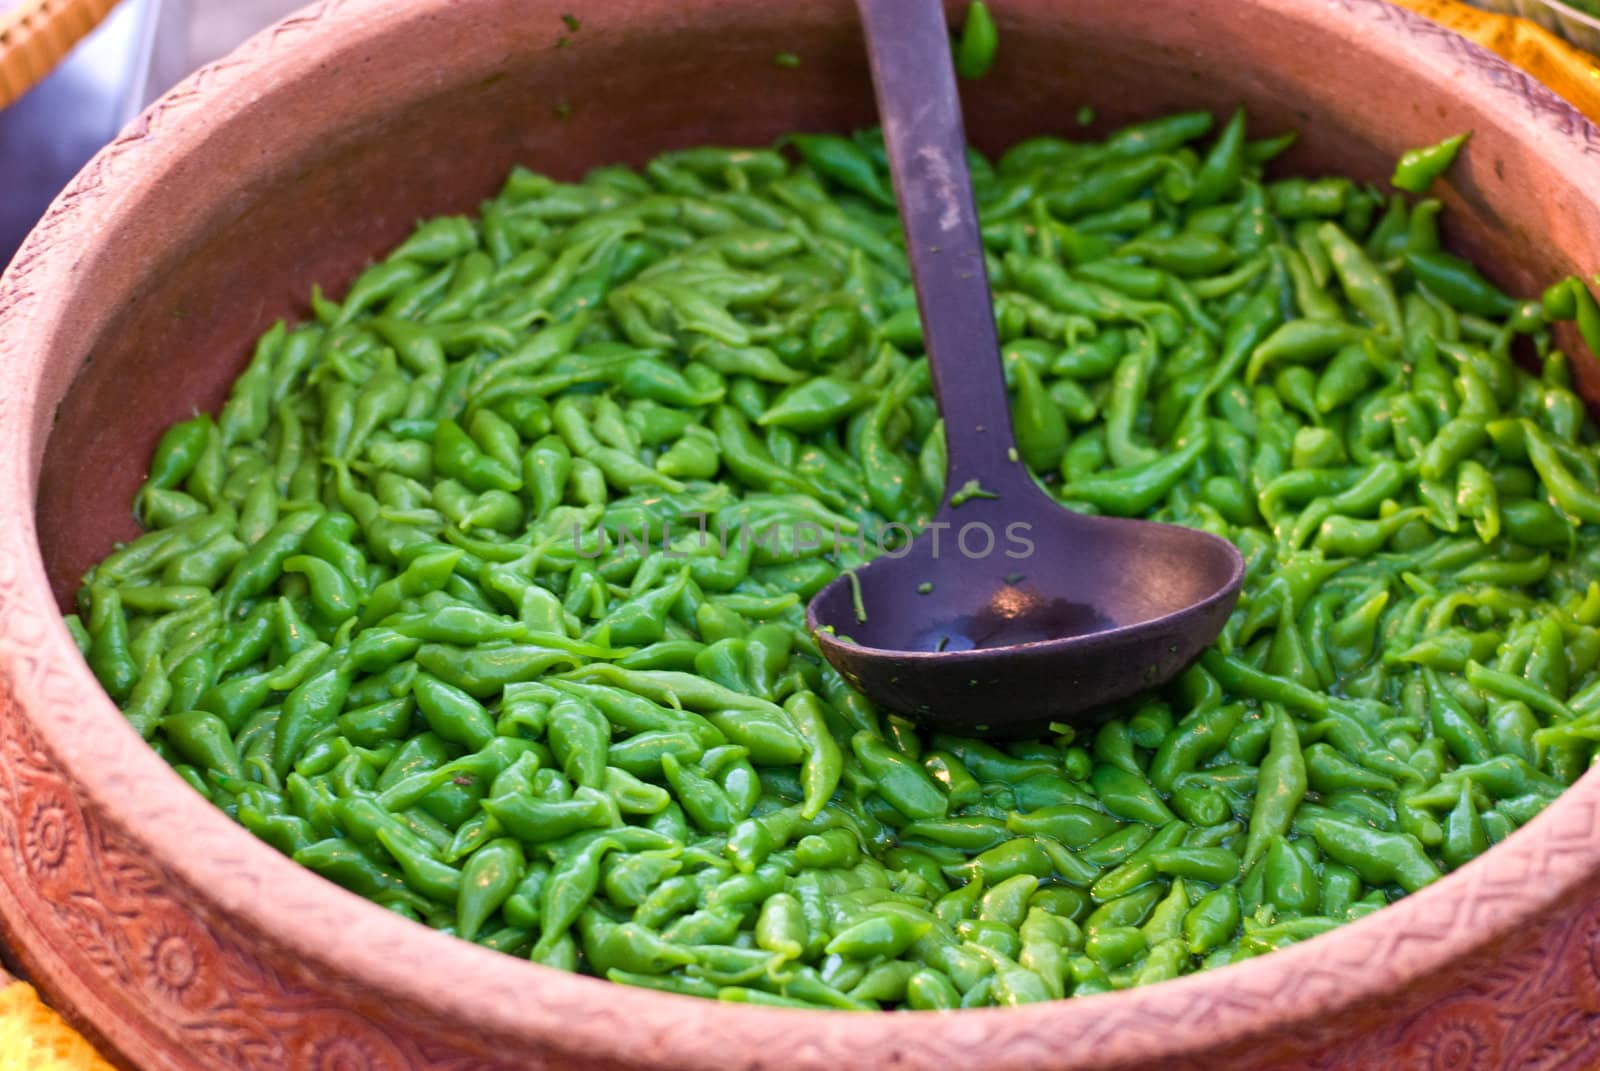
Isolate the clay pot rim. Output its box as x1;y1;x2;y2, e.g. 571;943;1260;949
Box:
1;0;1598;1066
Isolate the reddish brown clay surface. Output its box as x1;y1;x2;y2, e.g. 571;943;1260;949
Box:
3;1;1600;1068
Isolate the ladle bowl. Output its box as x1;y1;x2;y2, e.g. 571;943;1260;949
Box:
808;495;1246;732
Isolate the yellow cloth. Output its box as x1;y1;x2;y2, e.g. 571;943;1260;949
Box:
0;981;114;1071
0;0;1597;1065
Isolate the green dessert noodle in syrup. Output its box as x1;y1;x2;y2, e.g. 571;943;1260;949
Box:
69;108;1600;1008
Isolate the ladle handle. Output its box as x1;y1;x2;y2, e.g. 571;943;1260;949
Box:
855;0;1027;501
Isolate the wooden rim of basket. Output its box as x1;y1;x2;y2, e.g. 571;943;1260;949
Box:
0;0;121;109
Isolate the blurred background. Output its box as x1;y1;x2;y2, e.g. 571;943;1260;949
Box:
5;0;1600;271
0;0;301;266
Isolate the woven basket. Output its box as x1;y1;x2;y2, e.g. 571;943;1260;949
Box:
0;0;120;109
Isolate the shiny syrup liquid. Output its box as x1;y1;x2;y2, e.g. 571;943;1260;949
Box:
915;595;1115;652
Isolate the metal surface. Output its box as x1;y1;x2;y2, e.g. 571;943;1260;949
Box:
806;0;1244;732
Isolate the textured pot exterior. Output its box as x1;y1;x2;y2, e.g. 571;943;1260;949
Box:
2;1;1600;1069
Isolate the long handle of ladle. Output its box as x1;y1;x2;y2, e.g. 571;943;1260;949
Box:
855;0;1027;500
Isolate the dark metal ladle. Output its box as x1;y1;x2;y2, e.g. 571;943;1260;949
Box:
805;0;1246;734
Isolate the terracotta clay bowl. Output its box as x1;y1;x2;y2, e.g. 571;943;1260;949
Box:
3;0;1600;1068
